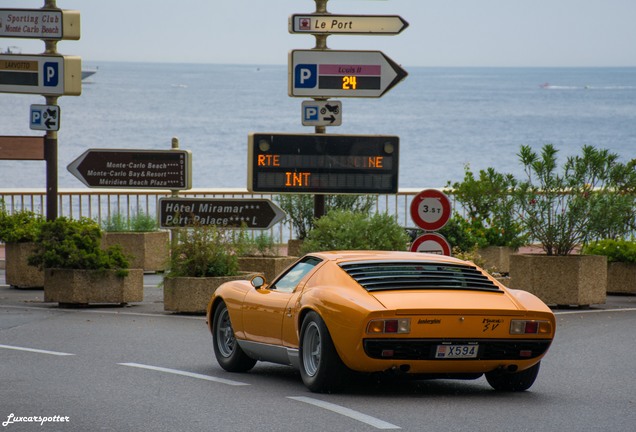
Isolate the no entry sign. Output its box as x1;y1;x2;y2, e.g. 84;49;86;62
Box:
410;233;452;256
410;189;451;231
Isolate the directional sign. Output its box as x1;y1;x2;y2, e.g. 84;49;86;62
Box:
0;136;44;160
158;198;286;229
410;233;452;256
0;54;81;96
0;9;80;40
301;100;342;126
289;50;407;98
410;189;452;231
30;104;60;131
289;14;408;35
248;133;399;194
67;149;192;190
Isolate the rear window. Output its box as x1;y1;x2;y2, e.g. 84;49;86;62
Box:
339;261;501;293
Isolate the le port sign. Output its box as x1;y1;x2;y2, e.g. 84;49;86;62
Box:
0;8;80;40
158;198;286;229
289;14;408;36
67;149;192;190
289;49;407;98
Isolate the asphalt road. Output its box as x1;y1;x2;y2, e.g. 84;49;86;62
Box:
1;271;635;432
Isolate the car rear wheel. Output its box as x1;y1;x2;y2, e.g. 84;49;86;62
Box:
486;362;541;392
212;301;256;372
299;311;347;393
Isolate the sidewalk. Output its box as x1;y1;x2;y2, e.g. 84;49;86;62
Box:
0;268;172;316
1;267;634;314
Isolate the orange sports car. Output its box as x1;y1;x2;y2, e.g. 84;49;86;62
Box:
206;251;556;393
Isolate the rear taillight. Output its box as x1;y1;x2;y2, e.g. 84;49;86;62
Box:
510;320;551;335
367;319;411;334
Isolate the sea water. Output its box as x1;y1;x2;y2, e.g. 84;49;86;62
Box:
0;63;634;190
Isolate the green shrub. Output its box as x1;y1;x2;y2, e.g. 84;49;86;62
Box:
438;213;488;253
28;217;129;273
515;144;633;255
0;206;45;243
233;228;278;257
276;194;376;240
447;166;527;249
102;211;158;232
301;210;409;253
167;226;239;277
582;239;636;263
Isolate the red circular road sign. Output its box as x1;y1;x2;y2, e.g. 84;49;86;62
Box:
410;233;452;256
409;189;451;231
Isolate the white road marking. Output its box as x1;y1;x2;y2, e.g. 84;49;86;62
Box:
288;396;401;430
555;307;636;315
118;362;250;386
0;304;204;320
0;344;75;356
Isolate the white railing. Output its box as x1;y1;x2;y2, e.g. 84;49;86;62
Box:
0;188;435;243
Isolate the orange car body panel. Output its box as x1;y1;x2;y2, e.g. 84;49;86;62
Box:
207;251;556;375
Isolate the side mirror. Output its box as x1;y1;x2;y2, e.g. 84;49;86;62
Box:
251;275;266;289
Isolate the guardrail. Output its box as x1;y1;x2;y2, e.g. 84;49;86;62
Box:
0;188;430;243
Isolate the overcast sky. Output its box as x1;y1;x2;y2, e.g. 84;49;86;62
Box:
6;0;636;67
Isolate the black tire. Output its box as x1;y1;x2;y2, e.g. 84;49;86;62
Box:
486;362;541;392
212;301;256;372
299;311;348;393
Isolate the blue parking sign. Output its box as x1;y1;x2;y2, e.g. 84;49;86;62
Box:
294;64;317;88
303;105;319;121
43;62;59;87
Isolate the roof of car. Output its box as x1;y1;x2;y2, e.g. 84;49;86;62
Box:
308;250;469;266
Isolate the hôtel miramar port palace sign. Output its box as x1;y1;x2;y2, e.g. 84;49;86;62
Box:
248;133;399;194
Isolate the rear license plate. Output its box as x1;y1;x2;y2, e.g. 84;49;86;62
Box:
435;344;478;359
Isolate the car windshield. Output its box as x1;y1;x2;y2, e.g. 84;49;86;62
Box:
272;256;322;292
339;260;502;293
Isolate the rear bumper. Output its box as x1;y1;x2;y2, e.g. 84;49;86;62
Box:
364;338;552;361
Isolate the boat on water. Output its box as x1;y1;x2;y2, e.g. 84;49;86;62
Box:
81;68;98;80
2;46;97;80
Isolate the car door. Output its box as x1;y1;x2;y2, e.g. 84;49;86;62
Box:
241;257;322;345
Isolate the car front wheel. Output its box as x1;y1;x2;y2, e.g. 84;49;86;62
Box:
486;362;541;392
299;311;348;393
212;301;256;372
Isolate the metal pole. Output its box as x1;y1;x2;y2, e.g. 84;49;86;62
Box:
313;0;329;219
44;4;58;220
170;137;180;258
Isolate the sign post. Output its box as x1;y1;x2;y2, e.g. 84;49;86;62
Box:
248;132;399;194
67;149;192;190
158;198;286;229
281;0;408;217
0;8;80;40
289;14;408;36
1;3;82;220
289;49;407;98
409;189;453;256
0;54;81;96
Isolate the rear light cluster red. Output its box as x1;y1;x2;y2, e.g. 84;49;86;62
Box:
367;318;411;334
510;320;551;335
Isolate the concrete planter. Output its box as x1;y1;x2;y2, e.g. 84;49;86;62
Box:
478;246;514;274
163;272;260;314
509;254;607;307
101;231;170;273
44;268;144;306
287;239;304;257
5;242;44;289
607;262;636;295
238;256;298;282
